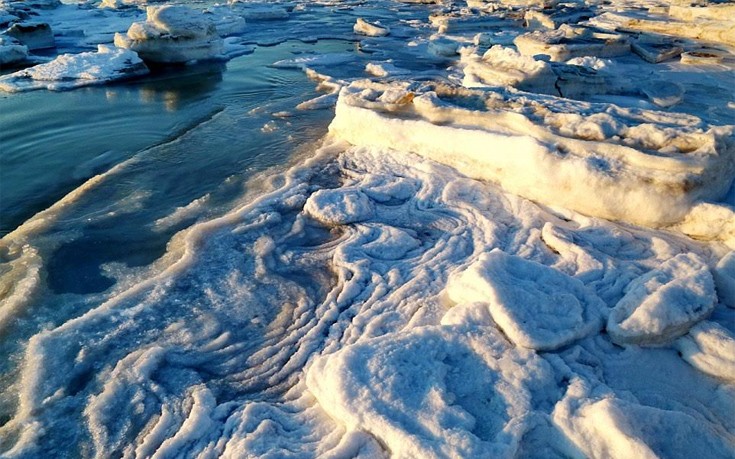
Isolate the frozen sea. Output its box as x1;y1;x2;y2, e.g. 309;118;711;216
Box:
1;0;735;458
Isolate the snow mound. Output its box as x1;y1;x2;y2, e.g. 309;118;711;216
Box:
329;80;735;227
446;249;604;350
307;326;554;459
676;321;735;383
304;188;375;226
607;253;717;346
114;5;223;63
553;378;734;459
0;44;148;92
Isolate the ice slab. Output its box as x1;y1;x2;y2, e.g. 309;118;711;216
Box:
307;326;554;458
553;378;734;459
0;44;148;92
0;34;27;65
329;80;735;227
514;25;630;62
446;249;605;350
714;251;735;308
303;188;375;226
607;253;717;346
676;321;735;383
114;5;223;64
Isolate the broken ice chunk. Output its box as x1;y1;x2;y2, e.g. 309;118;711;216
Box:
0;35;27;66
4;22;54;50
303;188;375;226
714;252;735;308
446;249;605;351
607;253;717;346
514;26;630;62
114;5;223;63
631;41;683;64
0;45;148;92
676;321;735;382
353;18;389;37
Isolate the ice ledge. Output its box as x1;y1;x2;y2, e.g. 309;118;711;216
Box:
328;81;735;228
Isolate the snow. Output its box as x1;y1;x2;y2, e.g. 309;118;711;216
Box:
607;253;717;346
446;249;605;351
114;5;223;63
0;44;148;92
304;188;375;226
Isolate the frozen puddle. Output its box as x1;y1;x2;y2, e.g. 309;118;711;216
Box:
1;0;735;457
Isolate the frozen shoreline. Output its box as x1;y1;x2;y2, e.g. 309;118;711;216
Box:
1;0;735;457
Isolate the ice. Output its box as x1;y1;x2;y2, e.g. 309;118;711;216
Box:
330;80;735;227
2;0;735;456
714;252;735;308
0;44;148;92
553;378;734;459
303;188;375;226
4;21;53;50
446;249;604;350
354;18;389;37
306;326;555;458
0;35;26;65
114;5;223;63
676;321;735;383
607;253;717;346
514;26;631;62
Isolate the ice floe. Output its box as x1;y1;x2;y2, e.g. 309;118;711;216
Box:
0;44;148;92
676;321;735;383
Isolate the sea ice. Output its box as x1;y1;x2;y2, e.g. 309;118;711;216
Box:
553;378;734;459
114;5;223;63
713;252;735;308
0;35;27;65
607;253;717;346
0;44;148;92
307;326;555;458
330;80;735;227
303;188;375;226
354;18;389;37
676;321;735;383
446;249;604;350
4;21;53;50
